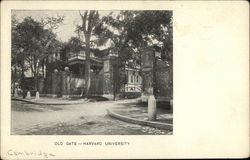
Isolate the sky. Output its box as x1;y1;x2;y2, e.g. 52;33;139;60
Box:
12;10;162;50
12;10;115;43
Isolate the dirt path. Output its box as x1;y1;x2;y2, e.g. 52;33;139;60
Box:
11;100;172;135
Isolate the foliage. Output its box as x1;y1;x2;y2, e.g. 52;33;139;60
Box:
63;36;83;54
40;15;65;31
11;15;64;91
96;11;173;94
11;11;173;97
103;11;172;60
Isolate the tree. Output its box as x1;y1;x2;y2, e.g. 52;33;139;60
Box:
14;17;47;91
76;11;102;97
100;11;173;98
11;16;64;97
127;11;173;97
96;11;137;99
125;11;173;59
11;14;22;96
64;36;84;54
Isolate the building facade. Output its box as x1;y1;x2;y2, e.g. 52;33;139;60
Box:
124;66;141;93
35;49;142;99
20;47;172;104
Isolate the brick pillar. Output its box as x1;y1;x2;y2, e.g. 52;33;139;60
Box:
141;47;157;120
38;75;44;94
62;67;70;99
141;47;154;102
51;69;59;98
103;55;118;100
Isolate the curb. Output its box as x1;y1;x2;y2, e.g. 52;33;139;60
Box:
107;109;173;130
11;98;86;105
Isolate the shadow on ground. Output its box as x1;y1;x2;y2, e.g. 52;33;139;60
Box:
113;101;173;124
27;115;171;135
69;96;109;102
11;102;62;112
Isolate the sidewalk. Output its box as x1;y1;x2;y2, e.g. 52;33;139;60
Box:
107;101;173;130
12;97;88;105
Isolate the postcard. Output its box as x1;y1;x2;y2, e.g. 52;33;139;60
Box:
1;0;249;159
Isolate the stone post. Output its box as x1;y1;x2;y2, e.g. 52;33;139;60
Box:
170;99;173;110
36;91;40;99
14;85;18;98
26;91;31;99
148;95;157;120
51;69;58;98
62;67;70;99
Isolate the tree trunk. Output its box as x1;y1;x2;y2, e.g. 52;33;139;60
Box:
12;65;17;96
34;73;38;92
153;51;157;96
21;64;25;99
34;60;38;92
84;33;91;98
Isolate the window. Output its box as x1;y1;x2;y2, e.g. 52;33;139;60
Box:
136;75;139;83
130;75;133;83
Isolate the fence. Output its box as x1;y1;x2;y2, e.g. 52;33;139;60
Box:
155;59;173;100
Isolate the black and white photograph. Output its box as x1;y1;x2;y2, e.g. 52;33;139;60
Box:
11;10;173;135
2;0;249;159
